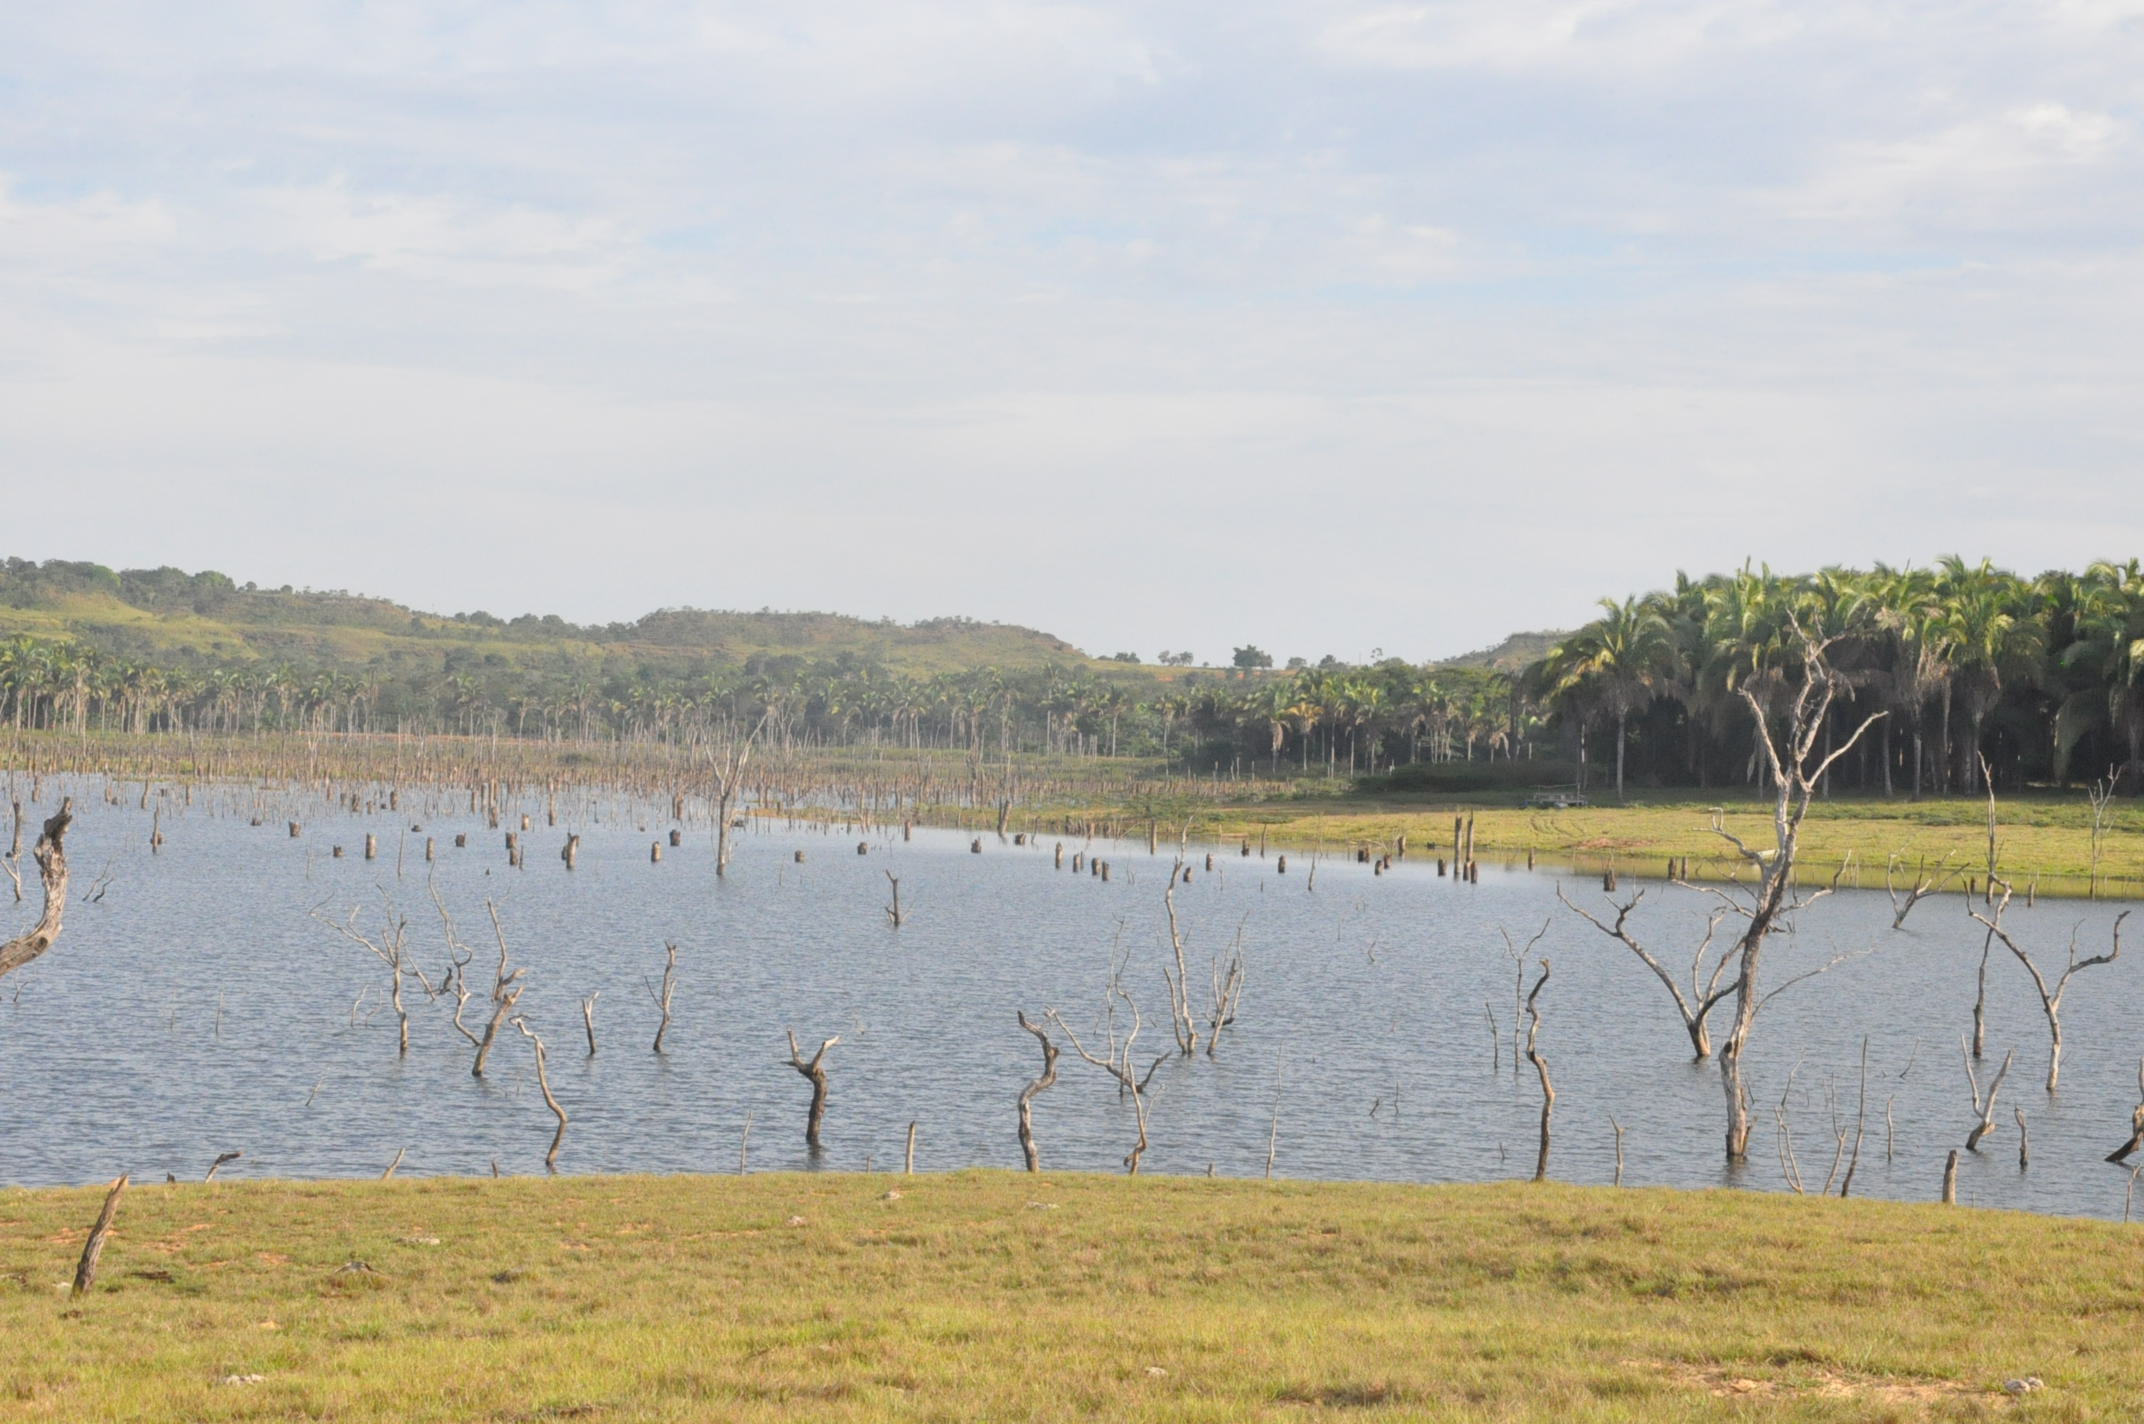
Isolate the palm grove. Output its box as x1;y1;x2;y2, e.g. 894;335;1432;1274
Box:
3;555;2142;801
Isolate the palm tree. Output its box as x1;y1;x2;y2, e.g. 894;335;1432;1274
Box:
2063;560;2144;784
1547;596;1672;800
1933;557;2042;792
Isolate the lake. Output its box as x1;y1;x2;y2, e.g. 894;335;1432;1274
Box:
4;774;2141;1219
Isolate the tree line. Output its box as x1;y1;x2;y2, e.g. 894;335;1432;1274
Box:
1533;557;2144;799
0;629;1525;776
12;553;2138;802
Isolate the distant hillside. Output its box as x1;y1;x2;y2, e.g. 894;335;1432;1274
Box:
1436;629;1563;673
0;557;1109;677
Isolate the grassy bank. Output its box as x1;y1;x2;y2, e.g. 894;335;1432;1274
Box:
3;1170;2134;1420
912;791;2144;899
1171;795;2144;898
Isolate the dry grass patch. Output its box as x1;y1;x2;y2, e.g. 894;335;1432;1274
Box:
1;1174;2138;1421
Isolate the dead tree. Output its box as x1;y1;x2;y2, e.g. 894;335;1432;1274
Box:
1773;1057;1808;1194
1968;757;1998;1057
884;871;904;927
429;881;481;1047
1558;885;1737;1060
1049;986;1167;1174
0;799;72;983
314;895;412;1057
1839;1038;1870;1197
1885;853;1964;930
1970;920;1996;1061
513;1016;569;1171
581;992;600;1054
1970;886;2128;1092
784;1030;840;1149
707;710;769;877
648;942;678;1053
1963;1038;2016;1151
1521;960;1554;1182
0;801;22;903
1160;863;1199;1054
2088;767;2122;900
1700;628;1886;1161
1203;929;1246;1059
471;901;525;1078
1015;1009;1060;1171
1499;918;1552;1071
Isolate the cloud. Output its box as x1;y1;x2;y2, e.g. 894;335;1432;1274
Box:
248;179;636;290
1315;1;1807;74
0;179;176;267
1765;103;2136;236
3;2;2144;658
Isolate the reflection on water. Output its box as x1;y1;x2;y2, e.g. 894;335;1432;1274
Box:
4;776;2141;1219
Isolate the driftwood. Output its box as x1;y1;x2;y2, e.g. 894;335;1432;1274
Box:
0;800;72;982
70;1173;128;1298
785;1030;840;1149
1015;1010;1060;1172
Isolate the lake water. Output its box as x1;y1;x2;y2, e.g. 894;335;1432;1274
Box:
5;775;2142;1219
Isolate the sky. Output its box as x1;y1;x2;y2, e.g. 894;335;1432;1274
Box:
3;2;2142;665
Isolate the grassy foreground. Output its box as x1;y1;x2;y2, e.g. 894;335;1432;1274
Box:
3;1171;2137;1421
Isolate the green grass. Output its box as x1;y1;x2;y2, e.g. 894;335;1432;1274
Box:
1124;794;2144;899
2;1171;2134;1420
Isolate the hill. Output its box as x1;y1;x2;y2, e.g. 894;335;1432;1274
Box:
1436;628;1563;672
0;557;1109;678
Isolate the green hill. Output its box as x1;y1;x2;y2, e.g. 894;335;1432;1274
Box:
1436;628;1563;672
0;557;1107;677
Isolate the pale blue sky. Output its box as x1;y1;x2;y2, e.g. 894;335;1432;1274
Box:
4;2;2141;662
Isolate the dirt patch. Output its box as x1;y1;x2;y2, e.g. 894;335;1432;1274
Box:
1632;1359;2002;1406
